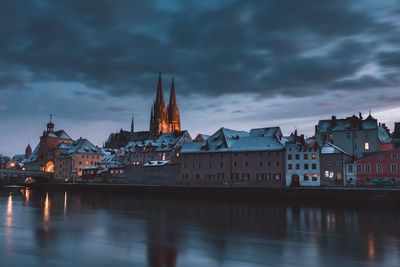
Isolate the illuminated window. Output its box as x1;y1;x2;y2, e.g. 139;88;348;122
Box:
312;173;318;181
364;142;370;150
324;171;329;178
303;173;309;181
311;153;317;159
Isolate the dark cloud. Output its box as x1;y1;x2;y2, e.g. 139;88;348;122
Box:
1;0;400;156
0;0;398;98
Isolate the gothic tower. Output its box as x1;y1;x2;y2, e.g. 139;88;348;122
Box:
149;73;169;138
168;78;181;132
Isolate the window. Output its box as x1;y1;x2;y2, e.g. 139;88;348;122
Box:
304;173;309;181
312;163;317;170
244;162;248;167
357;164;362;173
274;173;281;180
365;164;371;173
259;162;262;167
295;154;300;160
288;164;293;170
220;163;223;168
391;164;397;173
276;161;280;166
392;153;398;159
348;164;353;173
288;154;292;160
304;154;309;160
208;163;212;168
233;162;237;167
295;164;300;170
311;153;317;159
364;142;370;150
243;173;250;180
312;173;318;181
376;164;383;173
304;164;309;170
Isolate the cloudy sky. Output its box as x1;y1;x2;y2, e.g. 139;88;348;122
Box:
1;0;400;156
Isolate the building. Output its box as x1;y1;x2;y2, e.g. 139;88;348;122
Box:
355;147;400;186
315;113;385;160
119;130;192;165
149;73;181;138
320;143;353;187
24;116;74;172
126;161;181;185
105;73;182;148
179;127;286;187
105;116;151;149
285;132;320;187
54;138;103;181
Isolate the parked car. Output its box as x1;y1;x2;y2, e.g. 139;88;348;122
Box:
372;178;396;187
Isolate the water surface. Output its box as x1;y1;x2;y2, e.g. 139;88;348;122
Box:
1;188;399;267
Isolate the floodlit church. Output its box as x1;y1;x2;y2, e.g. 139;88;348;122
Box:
105;73;182;148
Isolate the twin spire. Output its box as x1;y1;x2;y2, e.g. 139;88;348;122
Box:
150;72;181;138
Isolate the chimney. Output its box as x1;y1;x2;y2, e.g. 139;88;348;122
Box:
331;115;337;129
359;112;363;120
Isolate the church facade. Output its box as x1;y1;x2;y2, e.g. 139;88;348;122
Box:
149;73;181;138
105;73;181;148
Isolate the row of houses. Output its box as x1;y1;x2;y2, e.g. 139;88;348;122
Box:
17;113;400;187
116;113;400;187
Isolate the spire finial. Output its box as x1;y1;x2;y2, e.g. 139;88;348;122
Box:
50;114;53;122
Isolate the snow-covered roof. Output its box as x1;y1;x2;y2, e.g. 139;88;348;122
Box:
320;142;351;156
181;127;285;153
378;126;392;144
143;160;171;166
317;115;377;133
59;138;102;156
121;130;192;154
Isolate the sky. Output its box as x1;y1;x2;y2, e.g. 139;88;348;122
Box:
0;0;400;156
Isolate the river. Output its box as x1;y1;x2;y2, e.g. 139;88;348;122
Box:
0;187;399;267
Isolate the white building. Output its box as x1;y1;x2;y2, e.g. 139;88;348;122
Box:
285;135;320;187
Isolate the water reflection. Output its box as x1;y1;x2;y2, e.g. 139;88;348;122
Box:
0;189;399;267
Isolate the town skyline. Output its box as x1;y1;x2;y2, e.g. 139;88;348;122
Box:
1;0;400;156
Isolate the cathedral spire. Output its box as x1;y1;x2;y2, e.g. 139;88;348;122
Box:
169;77;177;108
168;77;181;133
155;72;165;105
131;113;134;133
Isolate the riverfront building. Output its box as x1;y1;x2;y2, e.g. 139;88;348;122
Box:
355;147;400;186
179;127;286;187
285;132;320;187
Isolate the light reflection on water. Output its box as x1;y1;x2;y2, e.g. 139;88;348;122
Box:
0;188;399;267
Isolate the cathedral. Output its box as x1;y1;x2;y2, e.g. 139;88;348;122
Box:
149;73;181;138
105;73;181;148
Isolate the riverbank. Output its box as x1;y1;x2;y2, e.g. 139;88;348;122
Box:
16;183;400;204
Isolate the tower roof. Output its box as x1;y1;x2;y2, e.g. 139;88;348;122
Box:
169;77;177;107
155;72;165;105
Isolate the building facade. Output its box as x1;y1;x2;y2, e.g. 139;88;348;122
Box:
315;113;380;160
179;127;286;187
24;117;74;173
320;143;353;187
119;131;192;166
149;73;181;138
54;138;103;181
285;133;320;187
355;147;400;186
